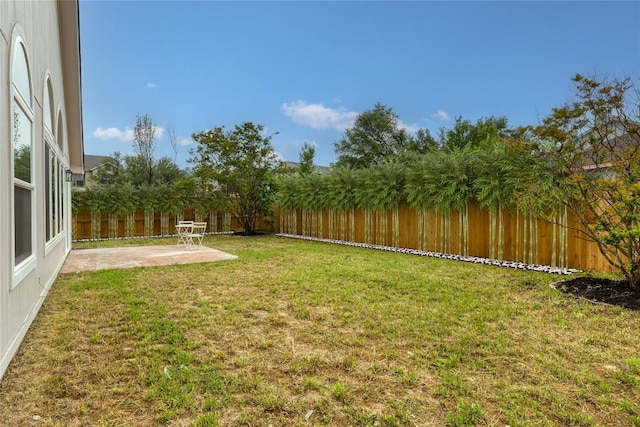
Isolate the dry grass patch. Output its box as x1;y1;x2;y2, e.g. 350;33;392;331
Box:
0;235;639;426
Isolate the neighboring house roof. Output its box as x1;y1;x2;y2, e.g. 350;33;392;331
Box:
580;130;640;172
84;154;113;172
284;161;331;174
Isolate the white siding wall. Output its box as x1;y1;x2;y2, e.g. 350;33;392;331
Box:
0;0;78;380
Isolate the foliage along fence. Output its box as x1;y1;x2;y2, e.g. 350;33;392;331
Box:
278;203;615;272
72;209;273;241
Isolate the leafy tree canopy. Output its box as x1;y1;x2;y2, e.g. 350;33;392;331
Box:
334;103;413;169
532;73;640;289
190;122;283;235
91;152;185;188
439;116;513;151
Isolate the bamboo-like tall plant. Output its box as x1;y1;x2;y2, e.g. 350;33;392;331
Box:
357;160;407;247
76;186;108;239
511;140;566;266
474;143;521;260
299;174;327;237
353;168;374;244
277;176;303;234
407;149;476;255
325;167;358;241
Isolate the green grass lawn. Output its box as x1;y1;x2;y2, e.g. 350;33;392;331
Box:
0;235;639;426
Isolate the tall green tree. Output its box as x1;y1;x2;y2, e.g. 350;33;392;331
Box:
91;152;184;188
190;122;282;235
533;73;640;289
334;103;410;168
298;141;316;176
440;116;512;151
133;113;158;186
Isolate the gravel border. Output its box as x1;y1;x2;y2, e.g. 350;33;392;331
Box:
277;233;582;275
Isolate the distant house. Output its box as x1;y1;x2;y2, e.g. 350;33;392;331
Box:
0;0;84;380
79;154;119;187
580;128;640;179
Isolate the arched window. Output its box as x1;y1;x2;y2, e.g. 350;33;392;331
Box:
11;34;35;279
44;77;54;135
56;107;64;151
44;76;61;244
56;110;65;233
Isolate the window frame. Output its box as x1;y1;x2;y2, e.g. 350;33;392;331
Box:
11;33;36;288
44;75;65;252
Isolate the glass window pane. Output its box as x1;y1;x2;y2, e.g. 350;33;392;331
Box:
52;154;58;235
45;145;51;240
59;161;64;231
12;41;31;102
15;185;32;265
13;102;31;183
44;79;53;132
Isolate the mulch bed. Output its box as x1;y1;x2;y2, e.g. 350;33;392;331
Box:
553;277;640;310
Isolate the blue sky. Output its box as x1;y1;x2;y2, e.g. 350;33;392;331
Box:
79;1;640;168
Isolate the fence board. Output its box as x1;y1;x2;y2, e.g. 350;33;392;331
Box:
279;203;617;272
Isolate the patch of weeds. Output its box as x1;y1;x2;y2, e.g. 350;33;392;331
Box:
253;385;287;413
331;382;353;403
557;409;593;426
193;413;221;427
299;376;325;392
312;395;335;423
351;336;366;347
448;400;484;427
147;371;194;410
202;396;228;412
351;407;377;425
435;372;468;399
397;368;418;386
199;366;228;394
614;370;640;389
232;373;263;393
256;338;275;350
289;355;321;375
293;306;311;320
338;355;357;372
44;373;68;398
584;374;612;393
626;358;640;374
381;399;411;426
618;400;640;427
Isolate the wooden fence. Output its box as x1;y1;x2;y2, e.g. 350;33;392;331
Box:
73;204;616;272
72;209;274;241
278;203;615;272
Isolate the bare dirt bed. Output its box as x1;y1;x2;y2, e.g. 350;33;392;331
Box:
555;276;640;310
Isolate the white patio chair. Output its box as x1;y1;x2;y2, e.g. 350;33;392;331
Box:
189;222;207;248
176;221;194;248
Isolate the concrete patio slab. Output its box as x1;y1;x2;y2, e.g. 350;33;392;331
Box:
60;245;238;274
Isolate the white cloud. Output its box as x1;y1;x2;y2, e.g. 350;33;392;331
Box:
277;138;317;151
92;126;165;142
431;110;451;121
398;119;420;134
281;100;358;131
93;127;134;142
146;83;157;89
177;137;193;146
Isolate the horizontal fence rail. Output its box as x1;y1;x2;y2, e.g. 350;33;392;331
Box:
278;204;616;272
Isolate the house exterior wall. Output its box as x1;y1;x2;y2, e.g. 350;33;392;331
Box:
0;0;83;380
